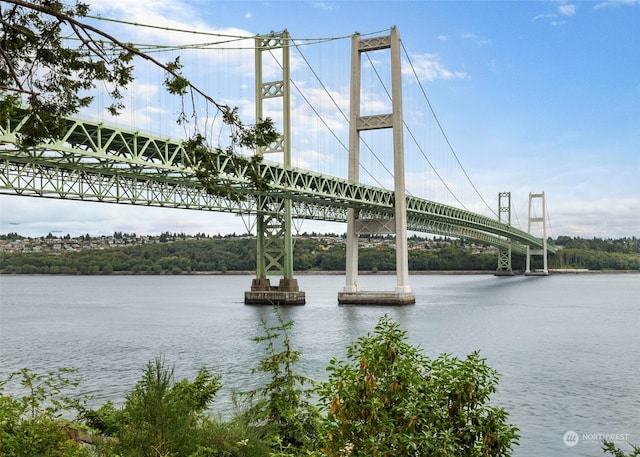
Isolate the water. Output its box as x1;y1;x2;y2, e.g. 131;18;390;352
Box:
1;273;638;456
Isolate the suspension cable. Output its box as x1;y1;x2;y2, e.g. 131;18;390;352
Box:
400;39;498;218
362;53;402;183
82;14;494;212
364;52;467;205
87;14;387;50
288;38;390;190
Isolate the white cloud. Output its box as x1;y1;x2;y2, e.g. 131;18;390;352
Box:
594;0;640;9
402;53;467;82
312;1;340;12
532;13;555;22
558;4;577;16
461;32;492;46
532;3;578;24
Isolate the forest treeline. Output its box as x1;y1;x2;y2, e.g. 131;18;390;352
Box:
1;233;639;274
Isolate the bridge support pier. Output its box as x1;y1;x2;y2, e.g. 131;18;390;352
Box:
245;278;305;306
338;28;415;306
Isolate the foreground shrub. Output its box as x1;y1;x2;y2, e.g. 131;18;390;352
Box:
603;440;640;457
241;309;321;454
87;358;220;456
316;315;520;457
0;368;91;457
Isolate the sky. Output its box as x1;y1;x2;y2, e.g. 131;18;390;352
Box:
1;0;639;239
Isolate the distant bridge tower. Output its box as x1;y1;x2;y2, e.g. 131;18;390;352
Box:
495;191;514;276
245;30;305;305
338;27;416;305
525;192;549;275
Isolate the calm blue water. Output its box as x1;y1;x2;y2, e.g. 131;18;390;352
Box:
1;273;639;456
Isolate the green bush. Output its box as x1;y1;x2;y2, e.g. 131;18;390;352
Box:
107;358;221;456
603;440;640;457
0;368;91;457
316;315;519;457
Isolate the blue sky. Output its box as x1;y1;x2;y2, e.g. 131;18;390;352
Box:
1;0;638;239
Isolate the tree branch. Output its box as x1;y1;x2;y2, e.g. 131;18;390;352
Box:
3;0;234;124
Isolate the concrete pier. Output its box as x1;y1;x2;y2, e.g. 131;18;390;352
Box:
494;269;515;277
338;290;416;306
244;278;306;305
524;270;549;277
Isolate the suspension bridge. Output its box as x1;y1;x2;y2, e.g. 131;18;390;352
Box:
0;27;554;305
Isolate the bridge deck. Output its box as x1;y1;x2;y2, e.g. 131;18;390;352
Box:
1;111;554;255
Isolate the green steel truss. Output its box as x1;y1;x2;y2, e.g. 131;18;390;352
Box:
255;31;293;279
0;111;554;255
497;192;513;271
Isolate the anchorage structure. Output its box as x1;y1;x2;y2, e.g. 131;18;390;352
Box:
495;191;514;275
525;192;549;275
245;31;305;305
338;27;416;305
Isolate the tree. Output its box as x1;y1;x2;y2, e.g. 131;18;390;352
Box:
242;309;321;453
1;0;134;146
108;358;222;457
1;0;278;200
317;315;519;457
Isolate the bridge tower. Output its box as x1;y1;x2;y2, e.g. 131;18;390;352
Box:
495;191;514;276
244;31;305;305
525;192;549;276
338;27;416;305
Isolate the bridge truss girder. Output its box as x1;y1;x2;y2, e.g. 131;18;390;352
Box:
0;158;529;256
1;112;554;255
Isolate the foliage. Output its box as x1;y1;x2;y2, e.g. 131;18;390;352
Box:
550;248;640;270
241;308;321;453
79;400;125;437
555;236;640;253
1;1;279;202
0;0;134;147
185;416;271;457
0;368;91;456
5;309;640;457
105;357;222;457
603;441;640;457
186;116;278;202
316;315;519;457
78;359;272;457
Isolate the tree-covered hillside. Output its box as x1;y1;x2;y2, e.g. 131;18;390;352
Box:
1;233;638;274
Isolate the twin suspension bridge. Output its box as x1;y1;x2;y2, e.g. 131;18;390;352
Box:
0;27;554;305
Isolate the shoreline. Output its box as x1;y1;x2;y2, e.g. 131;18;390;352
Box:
1;269;638;276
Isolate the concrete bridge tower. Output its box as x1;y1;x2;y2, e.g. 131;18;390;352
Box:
338;27;416;305
525;192;549;275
